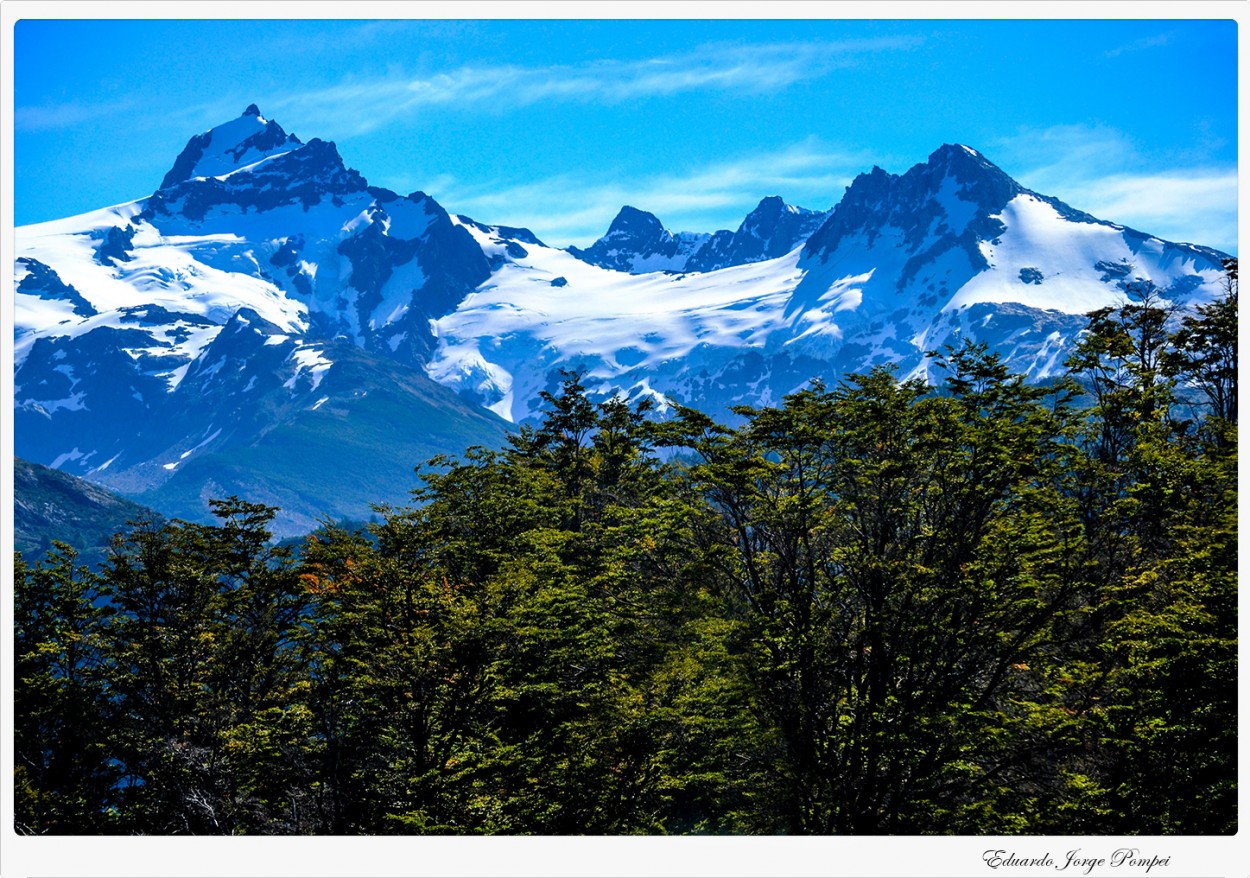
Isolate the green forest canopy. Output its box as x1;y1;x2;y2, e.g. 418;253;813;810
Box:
14;268;1237;835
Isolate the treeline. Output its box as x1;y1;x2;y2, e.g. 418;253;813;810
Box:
15;270;1237;835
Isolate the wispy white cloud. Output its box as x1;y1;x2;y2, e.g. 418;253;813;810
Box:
263;19;425;55
16;97;141;132
990;124;1237;253
990;124;1137;181
1105;31;1174;58
439;139;873;247
1070;171;1237;251
270;37;922;136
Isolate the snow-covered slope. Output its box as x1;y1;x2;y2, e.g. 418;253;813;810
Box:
14;110;1231;530
159;104;304;188
430;218;810;421
14;107;509;533
428;145;1228;421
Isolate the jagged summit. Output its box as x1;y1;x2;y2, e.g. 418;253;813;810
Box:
147;135;367;222
803;143;1025;262
567;206;706;273
569;196;829;275
571;146;1024;277
923;142;1022;204
735;196;806;233
589;205;673;248
928;142;985;163
609;205;663;232
734;195;824;243
159;107;304;190
685;195;828;273
751;195;789;215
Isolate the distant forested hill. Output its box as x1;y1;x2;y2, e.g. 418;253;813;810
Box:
15;458;157;566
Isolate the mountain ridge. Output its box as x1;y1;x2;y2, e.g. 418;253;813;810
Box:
14;109;1231;530
568;196;832;275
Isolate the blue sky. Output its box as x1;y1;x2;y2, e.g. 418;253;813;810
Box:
13;18;1238;252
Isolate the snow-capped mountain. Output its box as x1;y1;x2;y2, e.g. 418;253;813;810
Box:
427;143;1227;421
567;197;829;275
15;106;508;533
14;108;1231;531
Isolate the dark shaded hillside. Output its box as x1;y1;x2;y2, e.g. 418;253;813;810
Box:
15;458;158;567
125;341;515;537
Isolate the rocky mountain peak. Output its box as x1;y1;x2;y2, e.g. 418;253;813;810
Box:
803;144;1023;262
918;143;1021;209
567;206;700;273
159;107;304;190
605;205;666;238
683;196;828;273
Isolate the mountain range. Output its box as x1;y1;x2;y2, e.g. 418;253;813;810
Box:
14;106;1230;535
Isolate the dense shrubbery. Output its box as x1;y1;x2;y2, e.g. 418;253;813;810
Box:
15;269;1236;834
